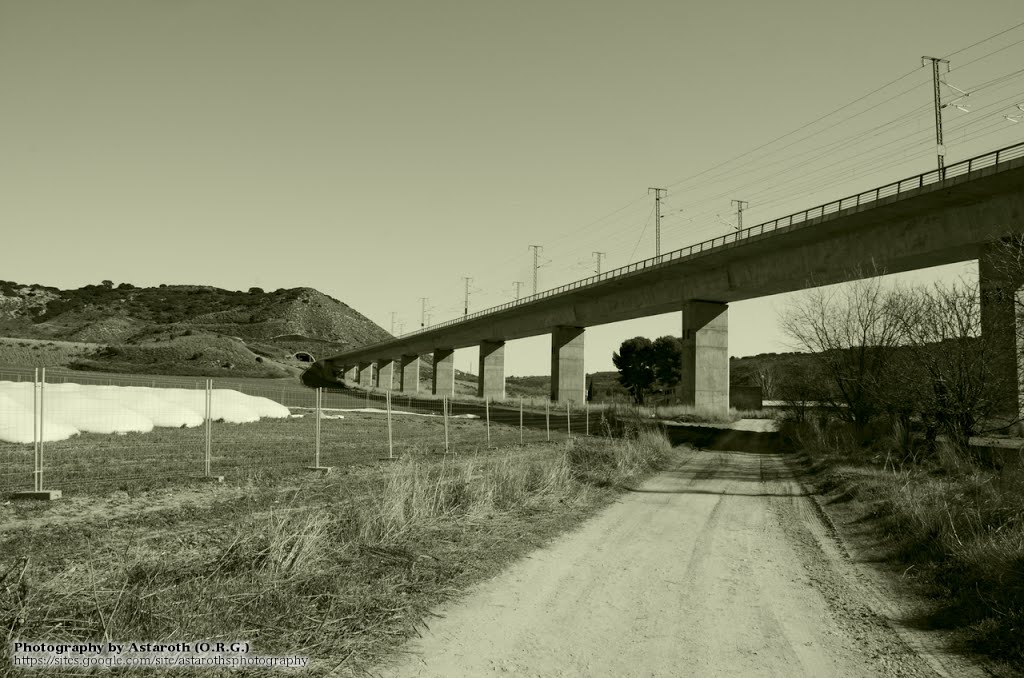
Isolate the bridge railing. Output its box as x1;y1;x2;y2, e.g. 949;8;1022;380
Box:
393;141;1024;342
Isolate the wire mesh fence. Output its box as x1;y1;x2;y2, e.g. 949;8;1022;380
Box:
0;369;606;498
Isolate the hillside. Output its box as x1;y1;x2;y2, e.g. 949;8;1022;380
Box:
0;280;391;378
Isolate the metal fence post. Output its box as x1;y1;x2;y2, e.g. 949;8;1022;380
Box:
546;401;550;442
586;402;590;436
315;387;322;467
387;390;394;459
566;401;571;438
519;397;524;445
205;379;212;477
33;367;40;492
443;396;450;454
307;387;331;472
200;379;223;482
11;366;61;500
485;397;491;448
39;367;46;492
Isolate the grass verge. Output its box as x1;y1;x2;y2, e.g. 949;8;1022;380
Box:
785;417;1024;669
1;428;670;676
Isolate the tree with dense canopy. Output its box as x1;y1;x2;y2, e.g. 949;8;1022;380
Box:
613;337;655;404
613;335;683;404
652;336;683;391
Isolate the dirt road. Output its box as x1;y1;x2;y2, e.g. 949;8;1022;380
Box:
375;449;986;678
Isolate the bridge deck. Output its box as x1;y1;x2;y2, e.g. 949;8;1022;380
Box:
323;142;1024;364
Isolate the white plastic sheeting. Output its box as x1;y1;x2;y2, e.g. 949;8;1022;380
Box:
0;382;290;444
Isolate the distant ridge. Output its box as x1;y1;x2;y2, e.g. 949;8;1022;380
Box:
0;280;392;378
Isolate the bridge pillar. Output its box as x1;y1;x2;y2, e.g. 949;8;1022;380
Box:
477;340;506;401
400;354;420;393
344;366;358;383
979;242;1024;417
376;358;394;390
432;348;455;397
358;362;374;388
551;326;585;403
680;301;729;416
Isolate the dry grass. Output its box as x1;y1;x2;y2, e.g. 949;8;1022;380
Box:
1;428;671;676
788;418;1024;667
0;338;100;368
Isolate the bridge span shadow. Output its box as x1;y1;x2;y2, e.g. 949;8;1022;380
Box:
624;447;812;497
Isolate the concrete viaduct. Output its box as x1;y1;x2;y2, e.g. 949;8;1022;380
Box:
307;142;1024;416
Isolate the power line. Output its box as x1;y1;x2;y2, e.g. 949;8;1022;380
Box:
675;82;1024;225
405;29;1024;328
954;35;1024;72
670;70;1024;224
943;18;1024;59
656;28;1024;206
628;205;656;263
663;67;926;191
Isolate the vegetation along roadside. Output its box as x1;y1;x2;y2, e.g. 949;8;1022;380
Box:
1;420;672;677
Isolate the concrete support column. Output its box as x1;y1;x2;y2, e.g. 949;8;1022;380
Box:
344;366;358;382
400;354;420;393
550;326;585;403
432;348;455;397
680;301;729;416
376;358;395;390
979;242;1024;417
358;361;374;388
477;340;506;401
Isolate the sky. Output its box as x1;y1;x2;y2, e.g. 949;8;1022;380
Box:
2;1;1023;376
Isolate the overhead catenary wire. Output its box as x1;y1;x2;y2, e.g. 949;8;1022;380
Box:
666;79;1024;229
942;19;1024;59
661;67;928;193
952;35;1024;72
410;24;1024;327
649;30;1024;231
627;205;657;263
663;65;1024;229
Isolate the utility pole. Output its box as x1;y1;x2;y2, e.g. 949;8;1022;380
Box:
390;311;397;335
648;188;666;256
462;276;473;316
529;245;543;295
922;56;950;173
592;251;606;275
512;281;524;300
731;199;749;231
419;297;428;328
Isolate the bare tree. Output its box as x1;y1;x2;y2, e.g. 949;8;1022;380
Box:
775;360;827;423
780;274;906;434
755;365;778;401
896;279;1017;450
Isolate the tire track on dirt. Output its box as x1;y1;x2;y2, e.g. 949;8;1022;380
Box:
372;449;982;678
